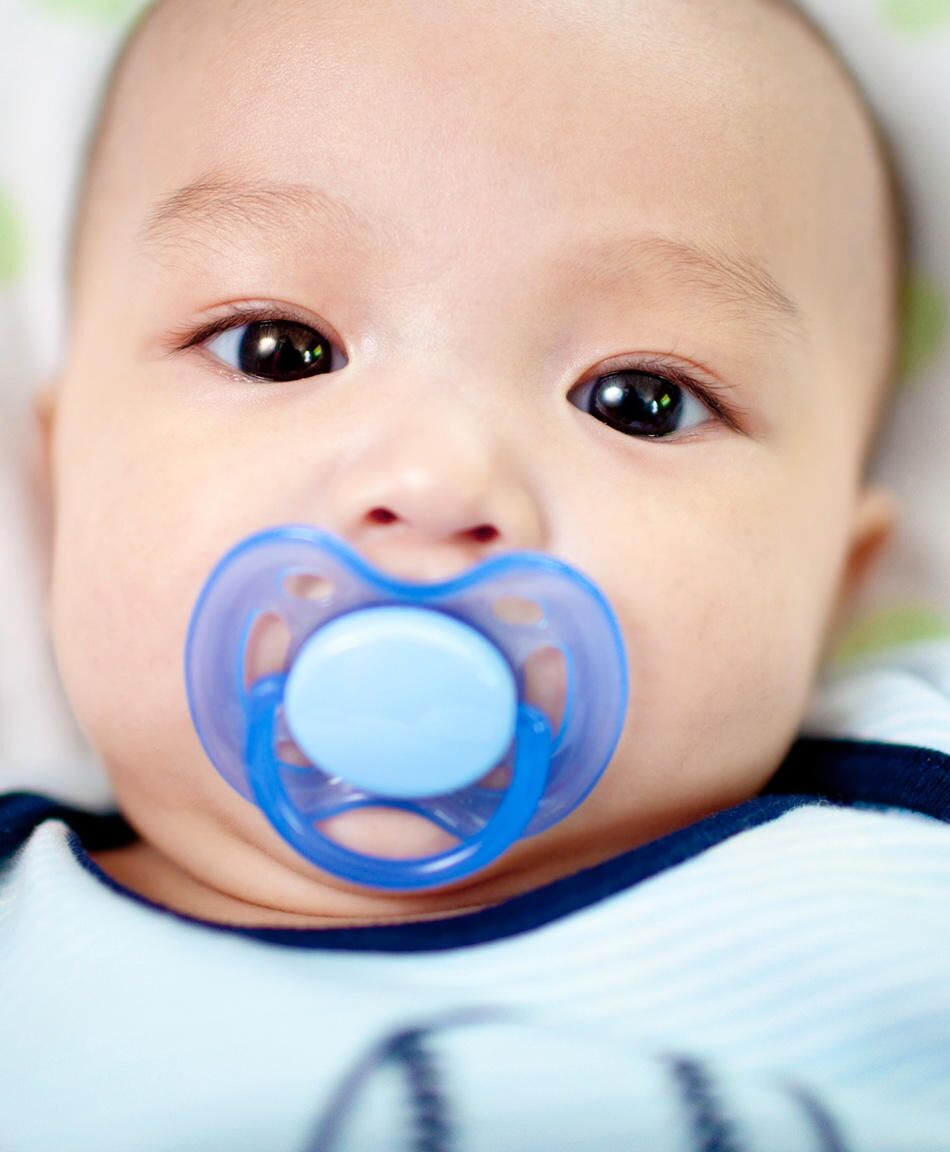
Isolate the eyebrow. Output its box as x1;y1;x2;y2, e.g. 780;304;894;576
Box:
137;171;394;255
559;233;809;348
138;172;808;347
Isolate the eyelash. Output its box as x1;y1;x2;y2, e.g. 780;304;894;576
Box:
168;304;747;434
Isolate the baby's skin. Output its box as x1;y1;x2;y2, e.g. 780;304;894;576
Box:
37;0;899;927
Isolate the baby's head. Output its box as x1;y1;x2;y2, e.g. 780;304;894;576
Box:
38;0;909;921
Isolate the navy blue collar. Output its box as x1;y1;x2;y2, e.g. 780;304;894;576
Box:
2;736;948;952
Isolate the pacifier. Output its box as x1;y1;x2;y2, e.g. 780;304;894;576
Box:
185;525;628;891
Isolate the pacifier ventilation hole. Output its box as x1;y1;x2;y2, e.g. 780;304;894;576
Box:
244;612;291;691
276;738;310;767
492;596;545;627
315;806;462;860
523;646;567;736
284;570;335;602
477;763;512;789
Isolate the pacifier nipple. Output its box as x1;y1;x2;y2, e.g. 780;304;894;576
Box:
284;607;518;797
280;606;517;859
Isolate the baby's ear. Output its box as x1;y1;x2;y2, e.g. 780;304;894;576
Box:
837;483;900;608
821;485;899;666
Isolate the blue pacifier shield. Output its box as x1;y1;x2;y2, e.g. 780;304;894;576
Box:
185;524;628;891
284;606;518;798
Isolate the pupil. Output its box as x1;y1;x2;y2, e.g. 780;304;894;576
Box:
238;321;329;381
591;372;682;436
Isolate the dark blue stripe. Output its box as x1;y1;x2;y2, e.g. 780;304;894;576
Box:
70;793;813;950
3;735;948;953
785;1082;851;1152
766;736;950;820
0;791;134;855
303;1008;503;1152
666;1055;742;1152
303;1025;453;1152
389;1030;453;1152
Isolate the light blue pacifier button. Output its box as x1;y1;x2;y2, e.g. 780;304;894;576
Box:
283;606;518;799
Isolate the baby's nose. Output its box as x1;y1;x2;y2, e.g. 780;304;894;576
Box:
326;414;546;582
364;501;499;546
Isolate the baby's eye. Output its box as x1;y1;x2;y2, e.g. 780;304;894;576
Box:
204;318;344;382
569;367;716;440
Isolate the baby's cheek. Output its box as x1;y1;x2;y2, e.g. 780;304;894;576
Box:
51;509;185;771
49;416;214;769
592;487;833;825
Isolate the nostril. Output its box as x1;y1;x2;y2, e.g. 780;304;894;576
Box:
367;507;398;525
469;524;499;544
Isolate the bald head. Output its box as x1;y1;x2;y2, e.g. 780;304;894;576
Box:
66;0;910;471
45;0;911;921
68;0;175;279
764;0;911;461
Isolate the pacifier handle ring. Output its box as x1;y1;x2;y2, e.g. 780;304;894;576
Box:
243;675;553;892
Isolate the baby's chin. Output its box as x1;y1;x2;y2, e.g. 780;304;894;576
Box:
316;806;460;860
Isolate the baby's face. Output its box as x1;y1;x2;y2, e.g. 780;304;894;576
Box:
42;0;897;918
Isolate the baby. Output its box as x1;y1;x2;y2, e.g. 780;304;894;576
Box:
36;0;908;928
7;1;950;1149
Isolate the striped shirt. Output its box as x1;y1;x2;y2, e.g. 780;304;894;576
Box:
2;640;950;1152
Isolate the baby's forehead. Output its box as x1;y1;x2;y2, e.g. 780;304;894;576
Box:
88;1;851;190
105;0;845;147
72;0;892;432
82;0;866;268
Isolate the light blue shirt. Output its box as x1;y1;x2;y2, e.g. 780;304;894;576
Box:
3;641;950;1151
